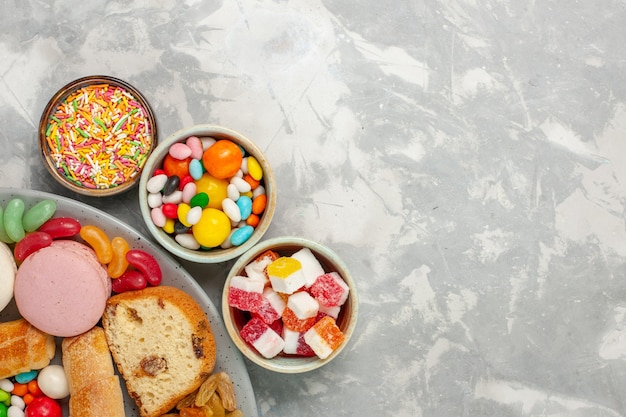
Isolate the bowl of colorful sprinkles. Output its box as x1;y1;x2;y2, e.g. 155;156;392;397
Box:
38;75;157;196
222;237;359;373
138;124;276;263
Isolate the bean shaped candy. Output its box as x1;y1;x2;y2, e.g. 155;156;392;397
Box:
231;225;254;246
246;213;260;227
186;136;204;159
22;199;56;232
169;142;192;160
146;174;168;193
3;198;25;242
108;237;130;279
79;225;113;264
111;270;147;293
247;155;263;180
236;195;253;220
0;206;13;243
252;194;267;215
126;249;162;285
14;231;53;262
38;217;81;239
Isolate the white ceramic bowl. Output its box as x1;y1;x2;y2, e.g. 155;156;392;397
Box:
222;237;359;373
138;124;276;263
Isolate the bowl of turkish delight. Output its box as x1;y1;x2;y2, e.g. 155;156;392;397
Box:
222;236;358;373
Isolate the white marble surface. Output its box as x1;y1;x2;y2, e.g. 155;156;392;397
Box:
3;1;626;416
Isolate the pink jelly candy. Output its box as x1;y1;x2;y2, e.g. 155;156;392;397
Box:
253;287;286;324
282;327;316;357
240;316;285;358
228;275;265;312
309;272;349;307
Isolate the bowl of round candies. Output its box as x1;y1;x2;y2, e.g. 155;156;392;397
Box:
39;75;157;197
221;237;359;373
139;124;276;263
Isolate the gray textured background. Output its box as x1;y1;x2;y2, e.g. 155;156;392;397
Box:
3;1;626;416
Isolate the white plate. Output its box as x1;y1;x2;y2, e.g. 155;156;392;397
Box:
0;187;257;416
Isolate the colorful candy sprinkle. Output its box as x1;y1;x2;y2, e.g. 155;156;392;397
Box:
44;83;154;190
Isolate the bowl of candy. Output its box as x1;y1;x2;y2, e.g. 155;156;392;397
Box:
138;124;276;263
39;75;157;197
222;237;358;373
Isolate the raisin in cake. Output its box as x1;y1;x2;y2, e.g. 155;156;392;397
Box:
101;286;216;417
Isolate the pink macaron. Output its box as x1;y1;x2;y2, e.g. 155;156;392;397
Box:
14;240;110;337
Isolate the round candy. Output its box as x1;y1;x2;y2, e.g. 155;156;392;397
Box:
201;140;243;179
192;208;231;247
24;396;61;417
194;173;228;210
36;366;69;400
162;154;190;179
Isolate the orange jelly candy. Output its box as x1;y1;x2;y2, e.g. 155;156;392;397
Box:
311;316;345;350
282;306;317;332
202;140;243;179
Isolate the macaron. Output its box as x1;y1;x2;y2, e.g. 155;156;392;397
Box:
0;241;17;312
14;240;110;337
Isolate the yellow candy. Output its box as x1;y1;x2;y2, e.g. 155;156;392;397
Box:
267;257;302;279
267;257;305;294
194;173;229;210
177;203;192;227
163;218;175;234
192;208;231;247
247;156;263;181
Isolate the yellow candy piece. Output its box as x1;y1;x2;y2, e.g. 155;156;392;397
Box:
163;218;175;234
247;156;263;181
195;173;229;210
267;257;302;279
192;208;231;247
177;203;192;227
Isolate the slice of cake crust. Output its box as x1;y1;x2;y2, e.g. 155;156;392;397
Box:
102;286;216;417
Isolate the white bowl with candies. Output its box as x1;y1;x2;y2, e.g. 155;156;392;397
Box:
222;237;359;373
138;125;276;263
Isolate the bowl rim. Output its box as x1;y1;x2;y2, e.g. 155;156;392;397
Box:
221;236;359;373
138;124;277;264
38;75;158;197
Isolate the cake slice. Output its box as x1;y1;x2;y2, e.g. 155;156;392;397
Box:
102;286;216;417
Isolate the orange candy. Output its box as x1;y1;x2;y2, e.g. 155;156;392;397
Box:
246;213;259;228
243;173;260;189
252;194;267;215
28;379;43;396
202;140;243;179
311;316;345;350
282;306;317;332
23;392;35;405
12;382;28;396
163;154;191;179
